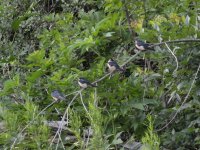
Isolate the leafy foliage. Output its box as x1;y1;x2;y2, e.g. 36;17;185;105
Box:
0;0;199;149
141;115;160;150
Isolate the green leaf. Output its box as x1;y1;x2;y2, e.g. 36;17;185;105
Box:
26;69;44;83
26;50;45;65
142;99;159;105
127;99;158;110
0;74;20;96
144;73;161;82
104;32;115;37
67;36;96;54
111;132;123;145
11;12;36;31
131;103;145;110
112;138;123;145
12;17;24;31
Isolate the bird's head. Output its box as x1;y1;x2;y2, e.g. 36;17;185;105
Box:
79;77;85;81
108;58;114;62
135;38;140;43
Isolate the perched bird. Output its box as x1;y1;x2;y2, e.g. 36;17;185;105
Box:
78;77;97;88
51;90;65;101
135;39;153;51
107;59;124;73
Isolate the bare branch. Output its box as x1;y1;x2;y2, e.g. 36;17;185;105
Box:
10;89;82;149
156;63;200;132
12;48;141;149
121;51;141;67
165;43;179;75
49;51;141;147
122;0;135;42
94;86;98;107
150;39;200;47
50;90;81;148
93;51;141;84
64;90;80;97
10;100;57;150
79;92;92;121
92;72;112;84
55;132;65;150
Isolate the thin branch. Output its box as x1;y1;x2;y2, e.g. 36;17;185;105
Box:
10;89;82;149
121;51;141;67
142;56;147;105
64;90;80;97
122;0;135;42
51;88;95;148
50;90;81;148
66;91;82;126
93;51;141;84
150;39;200;47
10;100;57;150
84;127;91;149
79;92;92;121
51;88;94;148
165;43;179;75
94;86;98;107
92;72;112;84
55;133;65;150
142;0;148;28
156;63;200;132
12;50;142;149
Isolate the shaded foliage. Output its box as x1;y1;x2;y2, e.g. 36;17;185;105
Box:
0;0;199;149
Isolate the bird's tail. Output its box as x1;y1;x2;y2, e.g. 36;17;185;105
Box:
90;83;97;87
117;67;125;73
147;44;155;51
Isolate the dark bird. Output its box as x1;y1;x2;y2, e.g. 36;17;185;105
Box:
51;90;65;101
135;39;153;51
78;77;97;88
107;59;124;73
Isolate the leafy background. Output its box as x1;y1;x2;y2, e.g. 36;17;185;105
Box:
0;0;199;149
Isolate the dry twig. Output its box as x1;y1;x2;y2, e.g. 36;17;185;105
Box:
150;39;200;47
165;43;179;75
156;63;200;131
10;100;57;150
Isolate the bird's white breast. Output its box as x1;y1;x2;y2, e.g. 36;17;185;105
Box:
135;44;145;50
107;64;116;72
78;82;88;88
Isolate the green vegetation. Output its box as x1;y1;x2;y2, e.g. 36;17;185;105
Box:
0;0;199;149
141;115;160;150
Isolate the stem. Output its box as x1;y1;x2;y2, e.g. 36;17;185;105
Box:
156;63;200;132
150;39;200;47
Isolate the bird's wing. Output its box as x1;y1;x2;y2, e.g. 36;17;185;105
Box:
137;40;145;46
80;78;91;84
110;61;120;68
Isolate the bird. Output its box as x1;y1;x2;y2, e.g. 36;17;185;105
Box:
78;77;97;88
107;59;124;73
51;90;65;101
135;39;153;51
